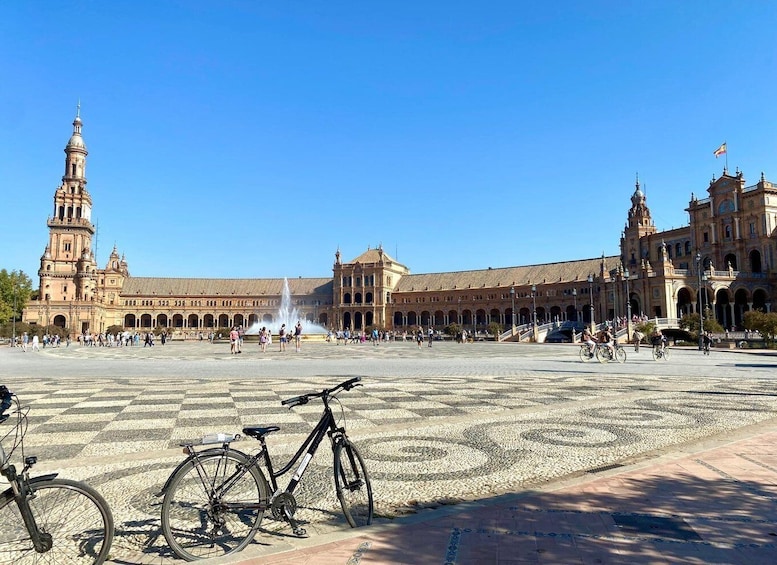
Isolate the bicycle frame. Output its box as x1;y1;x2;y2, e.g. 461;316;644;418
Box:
255;397;343;497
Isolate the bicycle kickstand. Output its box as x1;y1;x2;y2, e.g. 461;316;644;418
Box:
283;507;307;537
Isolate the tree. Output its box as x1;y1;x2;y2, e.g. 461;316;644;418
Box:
744;310;777;345
679;311;724;337
0;269;34;332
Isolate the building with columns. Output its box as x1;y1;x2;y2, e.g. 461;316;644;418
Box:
22;111;776;337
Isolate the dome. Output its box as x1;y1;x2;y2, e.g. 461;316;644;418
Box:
67;133;86;150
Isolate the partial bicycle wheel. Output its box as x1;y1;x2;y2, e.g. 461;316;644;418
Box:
662;347;670;360
595;346;610;363
579;346;592;362
333;440;373;528
615;347;627;363
0;477;113;564
161;451;269;561
651;346;660;361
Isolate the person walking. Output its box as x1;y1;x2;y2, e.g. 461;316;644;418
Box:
633;329;643;352
31;334;40;352
427;326;434;347
416;327;423;349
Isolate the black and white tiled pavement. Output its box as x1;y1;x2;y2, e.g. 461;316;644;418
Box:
2;341;777;563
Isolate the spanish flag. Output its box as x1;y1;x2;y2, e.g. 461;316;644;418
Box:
714;142;727;158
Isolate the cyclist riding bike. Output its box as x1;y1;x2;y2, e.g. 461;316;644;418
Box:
581;327;597;356
600;326;614;357
651;329;666;353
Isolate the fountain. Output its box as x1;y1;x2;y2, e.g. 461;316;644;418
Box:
245;278;328;336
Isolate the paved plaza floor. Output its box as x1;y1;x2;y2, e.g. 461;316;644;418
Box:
1;340;777;563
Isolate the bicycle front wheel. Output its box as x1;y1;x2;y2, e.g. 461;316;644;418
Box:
651;347;660;361
662;347;670;360
333;440;373;528
615;347;627;363
161;451;269;561
0;477;113;564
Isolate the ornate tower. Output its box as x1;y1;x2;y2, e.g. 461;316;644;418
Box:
38;105;97;301
621;176;656;270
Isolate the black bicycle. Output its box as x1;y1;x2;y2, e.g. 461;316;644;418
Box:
0;386;114;564
159;376;373;561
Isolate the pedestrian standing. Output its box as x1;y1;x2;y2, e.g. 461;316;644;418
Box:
294;321;302;352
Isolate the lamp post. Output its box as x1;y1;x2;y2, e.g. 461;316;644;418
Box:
510;286;516;335
587;274;594;332
531;284;538;341
572;288;577;323
696;252;704;350
624;269;632;339
12;280;17;347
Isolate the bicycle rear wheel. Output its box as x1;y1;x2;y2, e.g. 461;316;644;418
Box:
333;440;373;528
578;346;592;362
595;347;610;363
0;477;113;564
651;346;660;361
161;451;269;561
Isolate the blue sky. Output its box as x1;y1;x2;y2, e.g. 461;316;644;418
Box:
2;1;776;280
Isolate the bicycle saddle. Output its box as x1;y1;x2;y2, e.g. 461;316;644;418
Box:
242;426;280;439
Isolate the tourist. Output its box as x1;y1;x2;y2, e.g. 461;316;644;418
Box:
427;326;434;347
260;327;268;353
229;326;239;354
31;334;40;352
294;321;302;352
279;324;287;352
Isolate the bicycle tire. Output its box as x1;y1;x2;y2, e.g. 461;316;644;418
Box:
0;477;113;564
161;450;269;561
595;346;609;363
662;347;670;360
651;347;660;361
615;347;627;363
578;346;592;362
333;440;373;528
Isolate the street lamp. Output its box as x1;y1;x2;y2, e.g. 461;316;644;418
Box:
12;280;17;347
696;252;705;350
531;284;537;341
572;288;577;323
510;286;516;335
623;269;631;320
624;269;632;339
587;274;594;331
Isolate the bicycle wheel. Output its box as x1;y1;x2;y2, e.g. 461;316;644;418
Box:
161;450;269;561
579;346;592;362
595;346;609;363
0;477;113;564
615;347;627;363
662;347;670;360
333;440;373;528
651;346;660;361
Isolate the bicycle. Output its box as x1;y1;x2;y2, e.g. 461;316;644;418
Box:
596;342;627;363
579;343;599;362
159;376;374;561
0;385;114;564
651;344;670;361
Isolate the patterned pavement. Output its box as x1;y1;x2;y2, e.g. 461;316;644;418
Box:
1;340;777;563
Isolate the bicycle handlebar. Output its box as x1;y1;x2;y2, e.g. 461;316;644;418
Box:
281;377;362;408
0;386;12;424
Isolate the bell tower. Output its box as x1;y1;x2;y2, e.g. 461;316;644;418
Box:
38;104;97;301
621;175;656;271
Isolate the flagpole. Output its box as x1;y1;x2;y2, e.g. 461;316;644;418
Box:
725;142;728;172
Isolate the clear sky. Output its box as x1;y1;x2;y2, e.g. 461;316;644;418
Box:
2;1;776;280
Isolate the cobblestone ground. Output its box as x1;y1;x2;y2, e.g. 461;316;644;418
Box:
1;340;776;564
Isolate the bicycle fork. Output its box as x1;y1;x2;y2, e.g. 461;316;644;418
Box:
7;460;53;553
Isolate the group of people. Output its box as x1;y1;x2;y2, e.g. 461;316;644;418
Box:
582;325;670;358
